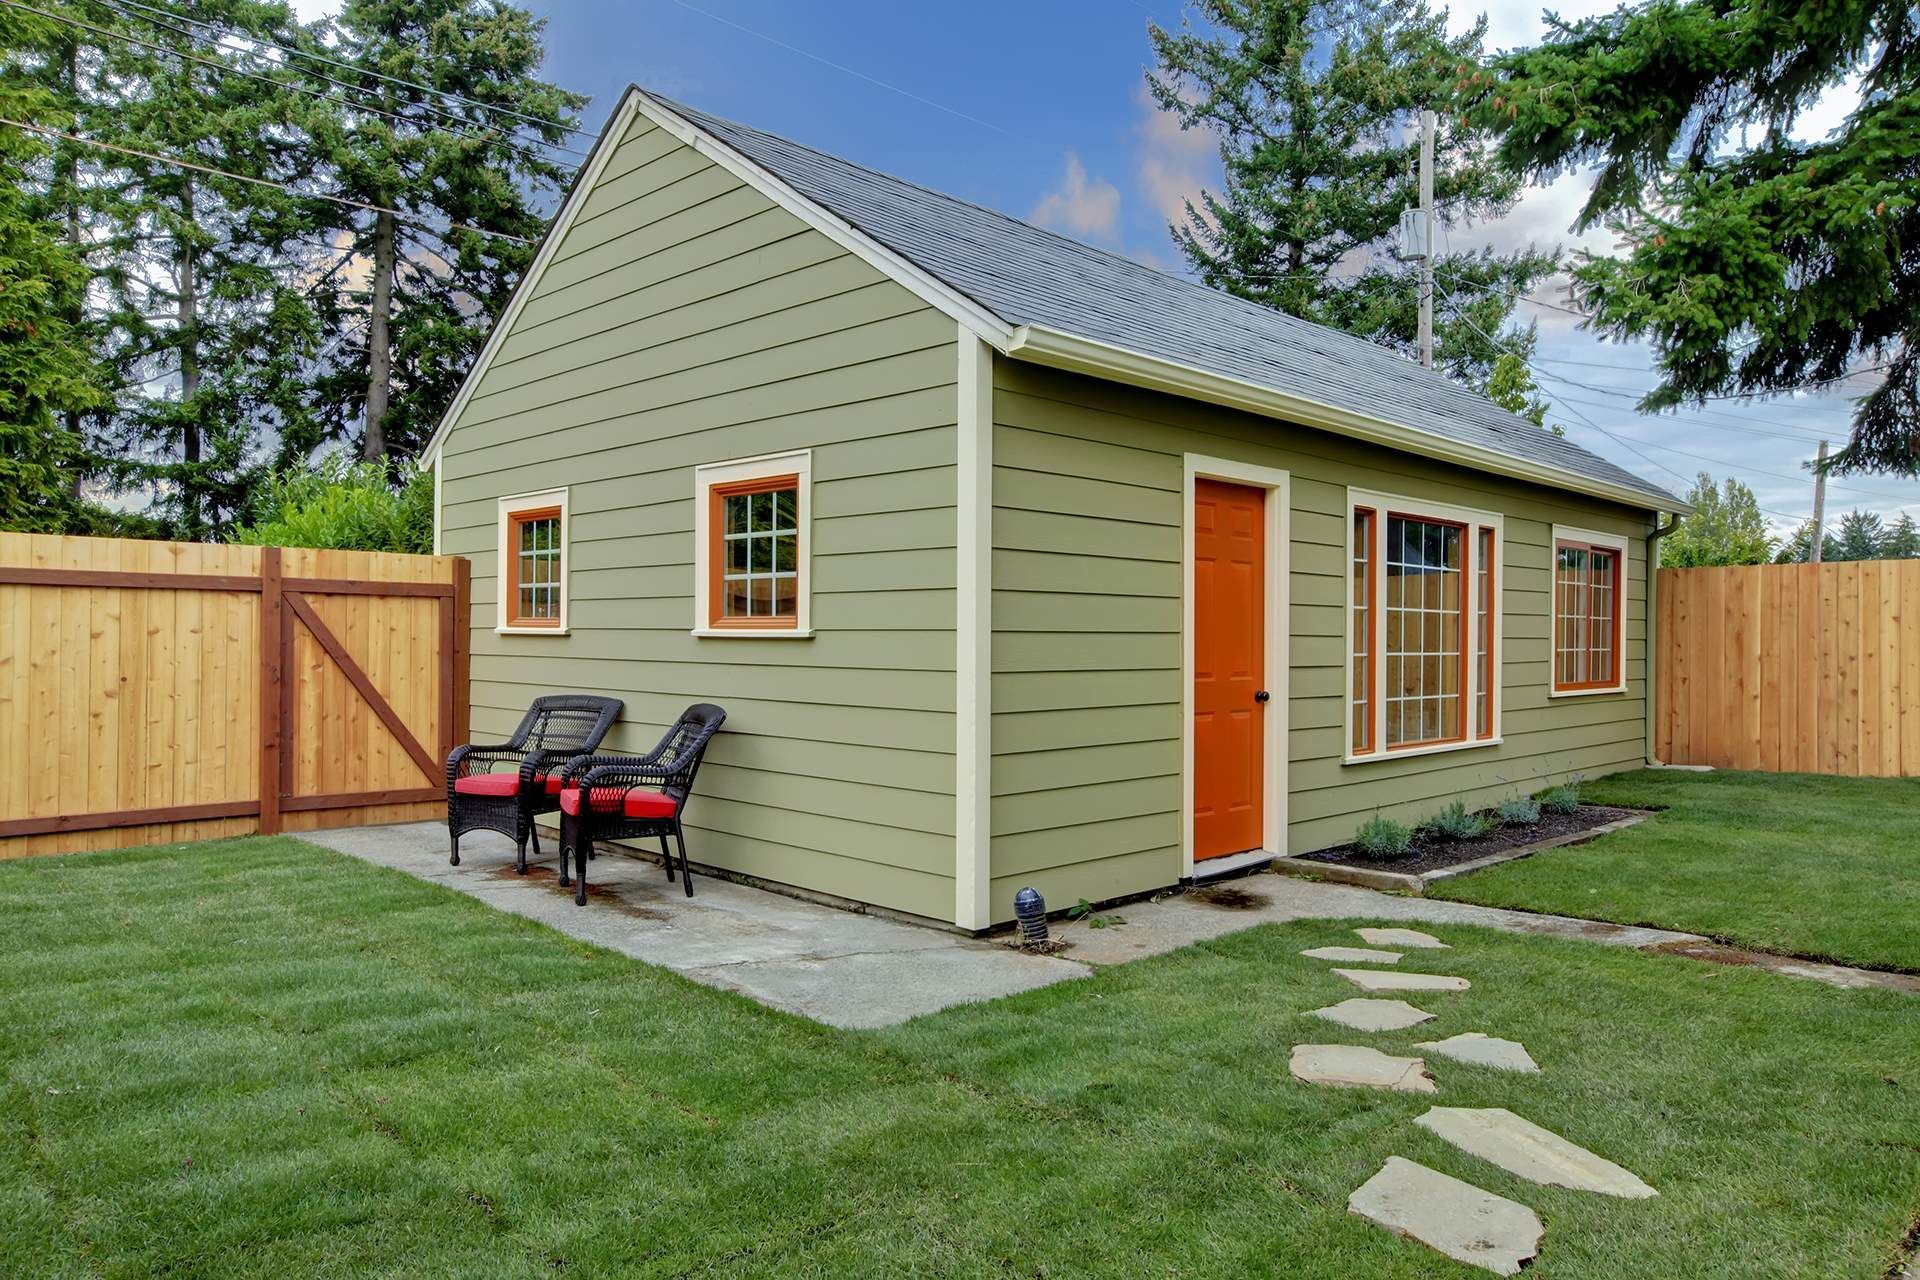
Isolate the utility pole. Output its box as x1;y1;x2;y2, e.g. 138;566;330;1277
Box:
1416;108;1435;370
1810;439;1829;564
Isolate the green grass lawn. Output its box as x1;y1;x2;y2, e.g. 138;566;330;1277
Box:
1429;769;1920;974
4;836;1918;1278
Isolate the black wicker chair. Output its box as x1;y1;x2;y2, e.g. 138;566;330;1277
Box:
555;703;727;905
446;694;624;873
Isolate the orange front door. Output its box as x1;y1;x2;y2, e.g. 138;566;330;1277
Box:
1193;479;1265;861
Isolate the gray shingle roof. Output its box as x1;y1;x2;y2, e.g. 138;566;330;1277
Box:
657;93;1679;510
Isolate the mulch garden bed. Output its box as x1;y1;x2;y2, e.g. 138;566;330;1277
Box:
1299;804;1640;877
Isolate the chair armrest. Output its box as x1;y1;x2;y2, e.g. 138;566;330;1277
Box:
447;744;526;778
558;752;672;789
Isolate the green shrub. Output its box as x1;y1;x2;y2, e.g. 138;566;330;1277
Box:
1497;794;1541;826
1352;815;1414;859
232;453;433;554
1540;782;1582;815
1425;800;1489;842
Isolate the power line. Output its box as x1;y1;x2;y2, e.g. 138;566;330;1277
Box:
665;0;1016;138
0;115;536;244
109;0;596;146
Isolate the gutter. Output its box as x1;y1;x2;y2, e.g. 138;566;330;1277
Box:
1644;509;1683;764
1004;325;1690;516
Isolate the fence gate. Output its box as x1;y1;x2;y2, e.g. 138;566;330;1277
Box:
0;533;469;858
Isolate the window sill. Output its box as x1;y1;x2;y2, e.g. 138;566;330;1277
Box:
1344;736;1502;766
496;625;568;636
1547;685;1627;699
690;627;814;639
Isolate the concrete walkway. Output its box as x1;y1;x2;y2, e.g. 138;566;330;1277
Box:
299;823;1086;1029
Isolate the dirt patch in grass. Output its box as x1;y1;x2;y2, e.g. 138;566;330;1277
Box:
1298;804;1638;877
1188;885;1270;910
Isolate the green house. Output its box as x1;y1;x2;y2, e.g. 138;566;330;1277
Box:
425;87;1686;932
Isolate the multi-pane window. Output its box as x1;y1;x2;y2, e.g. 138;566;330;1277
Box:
498;490;567;632
1553;533;1624;692
694;451;811;636
716;479;799;623
1348;491;1500;757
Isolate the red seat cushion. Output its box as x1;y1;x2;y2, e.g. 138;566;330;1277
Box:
557;785;677;819
543;772;565;795
453;772;521;797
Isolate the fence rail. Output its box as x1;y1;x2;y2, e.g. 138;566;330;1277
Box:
1656;560;1920;776
0;533;469;858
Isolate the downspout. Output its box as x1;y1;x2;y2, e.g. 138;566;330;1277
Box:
1644;510;1681;765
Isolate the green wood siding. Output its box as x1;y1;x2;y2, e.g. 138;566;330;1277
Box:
438;116;958;921
987;357;1654;919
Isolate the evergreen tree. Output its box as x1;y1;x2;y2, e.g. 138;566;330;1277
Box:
1467;1;1920;476
1486;350;1551;428
304;0;584;461
1772;519;1824;565
1885;512;1920;559
1661;472;1775;566
0;5;108;532
1148;0;1558;396
1829;509;1888;563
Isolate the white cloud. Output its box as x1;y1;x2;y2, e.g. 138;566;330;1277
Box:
1030;152;1122;243
288;0;343;20
1131;82;1216;230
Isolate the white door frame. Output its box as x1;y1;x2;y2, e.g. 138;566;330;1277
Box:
1181;453;1291;878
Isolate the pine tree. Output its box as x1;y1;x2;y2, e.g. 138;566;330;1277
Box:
304;0;584;461
1884;512;1920;559
0;5;108;532
1828;509;1888;563
1661;472;1775;566
1148;0;1558;396
1467;1;1920;476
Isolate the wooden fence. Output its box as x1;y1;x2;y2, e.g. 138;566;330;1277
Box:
1656;560;1920;776
0;533;469;858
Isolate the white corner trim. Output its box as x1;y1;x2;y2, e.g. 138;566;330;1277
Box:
430;446;443;556
420;90;645;463
1548;523;1632;698
954;328;994;930
496;487;570;635
632;91;1016;354
1343;488;1505;764
691;448;813;637
1006;324;1688;516
1181;454;1290;878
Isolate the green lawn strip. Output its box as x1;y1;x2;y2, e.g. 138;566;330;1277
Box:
2;836;1917;1278
1426;770;1920;973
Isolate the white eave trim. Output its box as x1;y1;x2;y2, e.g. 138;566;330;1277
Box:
1004;324;1689;515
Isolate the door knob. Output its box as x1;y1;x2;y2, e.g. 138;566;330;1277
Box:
1254;690;1271;703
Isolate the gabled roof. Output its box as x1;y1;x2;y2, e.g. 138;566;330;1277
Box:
428;88;1682;512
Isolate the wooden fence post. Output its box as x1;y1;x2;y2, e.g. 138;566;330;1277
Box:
258;546;283;835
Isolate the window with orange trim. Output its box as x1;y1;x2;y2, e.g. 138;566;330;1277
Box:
1348;490;1501;759
692;450;812;637
1551;528;1627;694
497;489;568;633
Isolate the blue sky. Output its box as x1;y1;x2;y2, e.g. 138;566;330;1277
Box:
300;0;1919;534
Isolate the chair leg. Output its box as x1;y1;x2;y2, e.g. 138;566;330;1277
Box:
574;831;590;906
659;834;674;883
529;820;542;858
514;816;528;875
557;814;573;886
674;826;693;897
449;831;460;866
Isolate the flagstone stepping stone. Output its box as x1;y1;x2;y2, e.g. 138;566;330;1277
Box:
1416;1107;1658;1198
1348;1156;1543;1276
1334;967;1470;993
1356;927;1450;949
1417;1033;1540;1074
1307;998;1435;1031
1289;1044;1437;1093
1300;945;1403;964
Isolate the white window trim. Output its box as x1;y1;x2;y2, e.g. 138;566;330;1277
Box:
1549;523;1631;698
1344;488;1503;764
496;487;570;635
692;449;814;638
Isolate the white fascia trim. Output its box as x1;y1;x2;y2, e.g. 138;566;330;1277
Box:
631;91;1016;354
1181;454;1290;876
1006;324;1690;516
1343;488;1504;765
496;486;570;635
1547;523;1632;698
692;448;813;637
430;446;443;556
421;91;645;463
954;328;994;930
